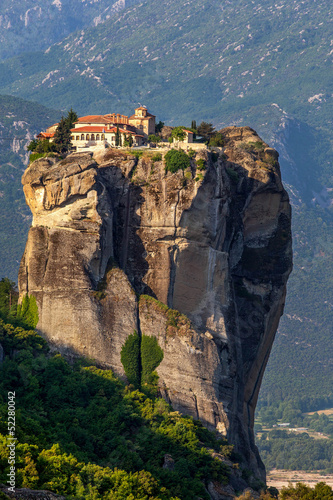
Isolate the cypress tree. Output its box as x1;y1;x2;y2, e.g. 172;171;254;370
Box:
65;108;78;129
115;125;120;147
191;120;197;140
53;116;72;153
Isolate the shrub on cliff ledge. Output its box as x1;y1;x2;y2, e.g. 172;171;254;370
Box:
16;294;39;329
120;330;141;387
165;149;190;173
141;334;164;387
121;331;164;391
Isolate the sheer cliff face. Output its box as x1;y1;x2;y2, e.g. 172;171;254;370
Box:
19;126;292;480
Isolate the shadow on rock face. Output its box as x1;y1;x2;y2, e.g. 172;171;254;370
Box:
18;129;292;482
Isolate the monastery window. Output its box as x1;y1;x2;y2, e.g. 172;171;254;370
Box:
76;136;79;141
71;136;74;140
91;134;95;140
86;134;90;140
101;134;105;140
96;134;100;140
81;134;84;140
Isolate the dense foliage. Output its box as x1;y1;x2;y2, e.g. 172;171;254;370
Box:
256;400;333;435
16;294;39;329
28;109;77;155
280;482;333;500
236;483;333;500
0;278;18;320
164;149;191;173
141;335;164;386
0;303;232;499
257;430;333;473
0;279;39;332
120;331;141;387
121;331;164;390
255;398;333;473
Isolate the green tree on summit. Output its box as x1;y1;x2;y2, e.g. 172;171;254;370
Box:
65;108;78;129
124;134;133;147
197;121;215;142
115;125;121;147
53;108;78;153
53;115;72;153
191;120;197;140
171;126;186;142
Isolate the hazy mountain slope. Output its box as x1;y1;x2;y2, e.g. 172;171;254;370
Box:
0;0;331;128
0;95;60;280
0;0;141;60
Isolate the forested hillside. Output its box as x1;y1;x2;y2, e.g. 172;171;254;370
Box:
0;284;247;500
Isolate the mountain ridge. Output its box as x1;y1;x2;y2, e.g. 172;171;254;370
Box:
0;0;142;61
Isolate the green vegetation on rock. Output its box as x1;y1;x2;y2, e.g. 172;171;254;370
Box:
121;330;164;391
196;158;206;171
140;295;191;332
141;335;164;386
164;149;191;174
16;294;39;329
120;330;141;387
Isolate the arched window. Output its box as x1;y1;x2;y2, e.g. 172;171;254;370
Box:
101;134;105;140
96;134;100;140
76;136;79;141
86;134;90;140
91;134;95;140
71;135;74;140
81;134;84;140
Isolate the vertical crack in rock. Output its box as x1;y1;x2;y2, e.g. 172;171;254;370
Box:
120;186;131;271
19;128;292;481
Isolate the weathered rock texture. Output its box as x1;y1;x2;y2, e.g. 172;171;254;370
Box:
19;127;292;482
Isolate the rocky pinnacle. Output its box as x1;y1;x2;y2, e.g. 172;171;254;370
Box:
19;127;292;481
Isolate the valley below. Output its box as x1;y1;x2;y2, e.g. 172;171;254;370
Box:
267;470;333;489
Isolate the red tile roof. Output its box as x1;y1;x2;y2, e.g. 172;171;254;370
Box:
71;126;106;133
38;132;54;138
75;115;131;124
75;116;113;124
